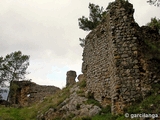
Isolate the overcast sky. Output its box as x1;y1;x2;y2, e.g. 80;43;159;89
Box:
0;0;160;89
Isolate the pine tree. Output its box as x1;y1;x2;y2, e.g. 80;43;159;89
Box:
147;17;160;34
78;3;107;48
0;51;30;84
78;3;107;31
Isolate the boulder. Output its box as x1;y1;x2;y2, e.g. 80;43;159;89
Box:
89;105;101;117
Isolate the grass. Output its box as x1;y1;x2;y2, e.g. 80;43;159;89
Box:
0;86;71;120
86;98;101;108
100;105;111;114
0;81;160;120
76;89;85;97
0;105;37;120
78;80;86;88
76;80;86;97
92;113;118;120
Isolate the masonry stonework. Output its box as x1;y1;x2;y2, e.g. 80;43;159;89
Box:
8;81;60;106
66;70;77;86
82;0;160;114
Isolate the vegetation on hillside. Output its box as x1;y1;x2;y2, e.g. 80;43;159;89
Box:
142;17;160;60
0;1;160;120
147;17;160;34
0;80;160;120
0;86;70;120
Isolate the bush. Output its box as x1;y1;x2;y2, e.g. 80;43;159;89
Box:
86;98;101;108
100;105;111;114
78;80;86;88
76;90;85;97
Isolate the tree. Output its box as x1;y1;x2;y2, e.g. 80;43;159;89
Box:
0;51;30;84
147;0;160;7
146;17;160;34
0;51;30;100
78;3;107;31
78;3;107;48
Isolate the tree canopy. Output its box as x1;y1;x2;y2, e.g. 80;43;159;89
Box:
0;51;30;99
78;3;107;31
0;51;30;85
147;17;160;34
78;3;107;48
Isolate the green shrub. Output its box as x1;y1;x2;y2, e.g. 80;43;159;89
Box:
86;98;101;108
66;113;75;120
101;105;111;114
78;80;86;88
126;104;141;114
76;90;85;97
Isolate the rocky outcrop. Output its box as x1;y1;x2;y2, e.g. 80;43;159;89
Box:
66;70;77;86
8;81;60;106
37;82;101;120
60;85;101;118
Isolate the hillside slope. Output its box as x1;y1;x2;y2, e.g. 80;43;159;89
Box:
0;79;160;120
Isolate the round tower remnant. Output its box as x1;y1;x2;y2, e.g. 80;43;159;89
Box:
66;70;77;86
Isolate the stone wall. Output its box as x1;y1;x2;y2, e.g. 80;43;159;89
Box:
82;0;160;114
66;70;77;86
8;81;60;106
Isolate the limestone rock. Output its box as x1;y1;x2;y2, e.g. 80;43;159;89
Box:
58;84;101;119
89;105;101;117
80;107;89;116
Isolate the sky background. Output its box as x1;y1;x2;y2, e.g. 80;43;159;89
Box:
0;0;160;89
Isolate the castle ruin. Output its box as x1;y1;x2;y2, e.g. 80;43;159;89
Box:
8;81;60;106
82;0;160;114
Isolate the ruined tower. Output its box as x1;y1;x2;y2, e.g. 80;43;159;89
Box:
82;0;160;114
66;70;77;86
